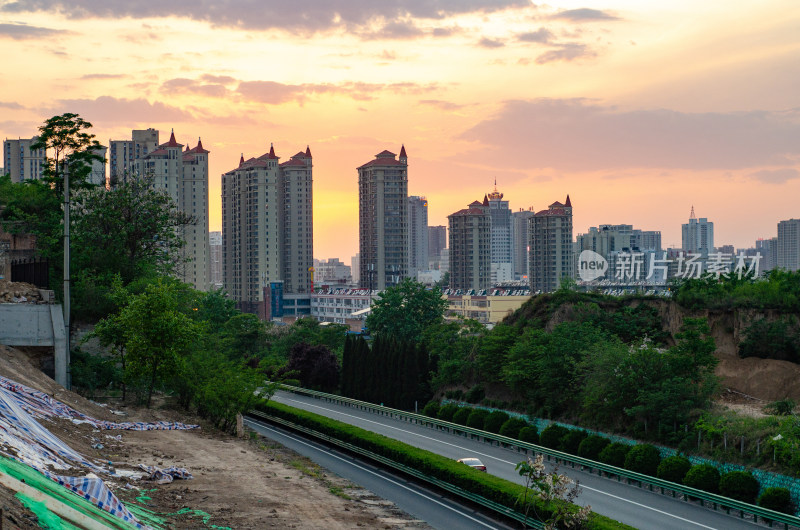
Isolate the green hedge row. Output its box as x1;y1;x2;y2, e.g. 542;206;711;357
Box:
427;405;795;515
254;401;633;530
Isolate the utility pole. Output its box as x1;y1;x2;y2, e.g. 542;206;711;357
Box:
63;163;71;389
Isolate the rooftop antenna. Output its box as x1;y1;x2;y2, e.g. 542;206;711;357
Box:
690;205;696;220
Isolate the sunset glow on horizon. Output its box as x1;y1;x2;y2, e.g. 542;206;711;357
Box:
2;0;799;259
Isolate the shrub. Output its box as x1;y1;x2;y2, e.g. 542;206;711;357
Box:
683;464;721;494
518;426;539;444
578;435;610;461
656;455;691;484
499;418;527;439
624;444;661;476
452;407;472;425
763;398;796;416
561;430;588;455
540;424;570;450
465;384;485;404
421;401;440;418
598;443;631;468
437;403;459;422
483;411;510;434
719;471;760;504
757;487;794;514
466;409;489;429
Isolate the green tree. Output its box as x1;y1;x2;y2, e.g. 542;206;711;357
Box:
31;113;105;193
111;279;201;407
365;278;448;342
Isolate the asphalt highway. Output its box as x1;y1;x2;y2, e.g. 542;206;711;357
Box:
270;390;765;530
244;415;515;530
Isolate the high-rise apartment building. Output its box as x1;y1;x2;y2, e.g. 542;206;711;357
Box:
448;198;491;291
133;131;210;290
358;147;408;290
3;137;45;182
209;231;222;288
109;128;159;182
756;237;778;272
682;207;714;257
511;208;535;280
407;196;429;278
529;196;573;293
487;182;513;284
777;219;800;271
221;145;314;313
428;225;447;259
576;224;662;257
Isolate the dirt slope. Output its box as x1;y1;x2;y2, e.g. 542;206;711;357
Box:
0;344;430;529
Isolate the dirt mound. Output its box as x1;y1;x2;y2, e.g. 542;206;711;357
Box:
0;346;429;529
0;279;45;303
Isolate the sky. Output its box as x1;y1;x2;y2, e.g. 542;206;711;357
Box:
1;0;799;260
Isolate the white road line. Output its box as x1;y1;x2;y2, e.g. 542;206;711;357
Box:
245;418;499;530
276;395;722;530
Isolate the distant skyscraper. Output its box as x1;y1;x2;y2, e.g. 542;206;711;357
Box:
109;128;159;182
209;231;222;288
358;147;408;290
428;225;447;259
351;253;360;285
3;137;45;182
682;207;714;257
448;198;491;290
529;196;573;293
511;208;535;280
221;144;314;312
576;224;662;257
777;219;800;271
407;196;429;278
756;237;778;272
133;131;210;290
487;181;513;284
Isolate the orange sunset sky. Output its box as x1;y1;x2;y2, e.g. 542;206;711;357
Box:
1;0;799;260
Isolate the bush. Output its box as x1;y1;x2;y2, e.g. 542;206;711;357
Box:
466;409;489;429
499;418;528;439
518;426;539;444
719;471;760;504
437;403;459;422
624;444;661;477
465;384;485;404
598;443;631;468
561;430;588;455
683;464;721;494
578;435;610;461
452;407;472;425
483;411;510;434
763;398;796;416
758;487;794;514
421;401;440;418
540;424;570;450
656;455;691;484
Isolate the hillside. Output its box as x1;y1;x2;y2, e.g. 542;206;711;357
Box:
504;291;800;402
0;344;428;529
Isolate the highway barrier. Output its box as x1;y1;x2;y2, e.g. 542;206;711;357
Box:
273;384;800;530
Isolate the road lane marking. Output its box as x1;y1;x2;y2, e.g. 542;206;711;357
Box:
275;394;727;530
245;418;500;529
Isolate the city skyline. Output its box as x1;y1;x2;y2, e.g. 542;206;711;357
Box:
1;1;799;259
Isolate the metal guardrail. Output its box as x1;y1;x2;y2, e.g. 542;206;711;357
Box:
247;409;544;529
274;384;800;529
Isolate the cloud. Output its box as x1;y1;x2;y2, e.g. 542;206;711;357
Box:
81;73;126;80
460;99;800;171
749;168;800;184
1;0;530;33
518;27;554;43
551;8;620;22
478;37;504;48
360;20;425;40
432;26;460;37
536;43;595;64
0;101;24;109
200;74;237;85
236;80;436;104
0;22;68;39
49;96;192;124
161;78;231;98
419;99;465;110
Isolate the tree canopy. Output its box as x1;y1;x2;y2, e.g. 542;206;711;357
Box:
365;278;448;342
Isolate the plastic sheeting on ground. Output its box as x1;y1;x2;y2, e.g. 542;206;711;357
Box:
138;464;193;484
0;374;199;529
